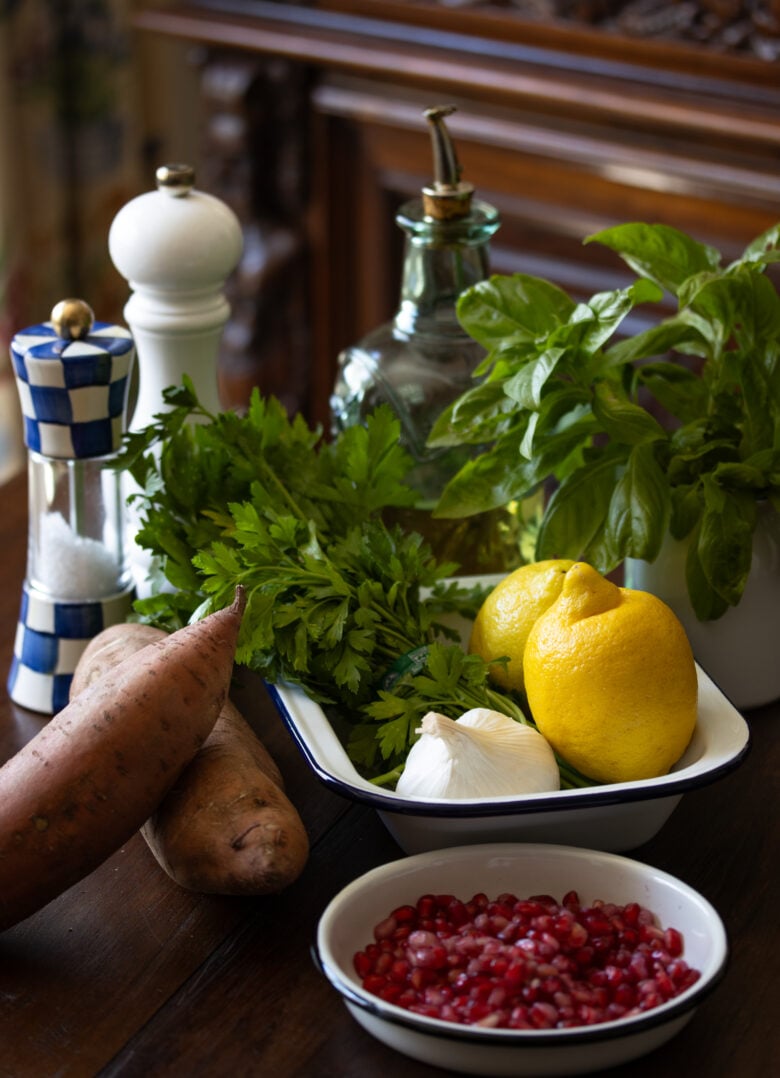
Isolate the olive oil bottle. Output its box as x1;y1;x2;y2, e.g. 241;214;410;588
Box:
330;105;532;573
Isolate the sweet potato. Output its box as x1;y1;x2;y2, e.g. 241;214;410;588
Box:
71;623;309;897
0;588;246;932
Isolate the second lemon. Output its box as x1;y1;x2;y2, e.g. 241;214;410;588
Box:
468;559;575;693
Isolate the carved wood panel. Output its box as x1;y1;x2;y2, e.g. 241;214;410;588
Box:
134;1;780;424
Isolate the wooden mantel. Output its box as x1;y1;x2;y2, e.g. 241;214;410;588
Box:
131;0;780;422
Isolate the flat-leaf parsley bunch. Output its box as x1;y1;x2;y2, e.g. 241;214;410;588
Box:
116;381;590;786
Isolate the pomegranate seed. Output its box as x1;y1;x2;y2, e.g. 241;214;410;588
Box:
530;1001;559;1028
416;894;436;918
664;927;684;957
353;951;372;978
373;917;397;941
352;889;700;1031
623;903;641;926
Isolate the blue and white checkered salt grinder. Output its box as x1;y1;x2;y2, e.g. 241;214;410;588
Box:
7;299;136;714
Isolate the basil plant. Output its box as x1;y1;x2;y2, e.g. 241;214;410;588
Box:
429;221;780;621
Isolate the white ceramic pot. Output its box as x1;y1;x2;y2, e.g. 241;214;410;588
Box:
624;506;780;711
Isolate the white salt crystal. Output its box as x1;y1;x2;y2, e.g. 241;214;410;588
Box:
38;511;121;599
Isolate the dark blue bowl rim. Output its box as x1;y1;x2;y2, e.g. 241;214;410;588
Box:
266;683;751;819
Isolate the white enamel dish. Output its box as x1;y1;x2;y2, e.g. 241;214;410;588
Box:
315;843;729;1076
268;663;749;854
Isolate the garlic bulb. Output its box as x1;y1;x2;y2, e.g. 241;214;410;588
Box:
395;708;560;800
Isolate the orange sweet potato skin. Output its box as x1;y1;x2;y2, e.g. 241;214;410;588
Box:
72;623;309;896
0;592;245;932
142;697;309;895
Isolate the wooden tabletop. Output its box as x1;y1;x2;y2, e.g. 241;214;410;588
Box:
0;468;777;1078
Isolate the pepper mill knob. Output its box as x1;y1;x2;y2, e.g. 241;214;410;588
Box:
155;162;195;197
50;298;95;341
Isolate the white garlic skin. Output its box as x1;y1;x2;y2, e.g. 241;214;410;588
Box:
395;707;560;800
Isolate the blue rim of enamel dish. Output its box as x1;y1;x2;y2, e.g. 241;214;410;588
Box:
266;683;751;818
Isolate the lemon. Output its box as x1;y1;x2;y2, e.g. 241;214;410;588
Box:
468;559;575;693
523;562;698;784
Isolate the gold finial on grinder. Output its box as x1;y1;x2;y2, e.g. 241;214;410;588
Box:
50;298;95;341
155;163;195;197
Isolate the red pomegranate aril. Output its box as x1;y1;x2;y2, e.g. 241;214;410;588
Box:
409;966;435;991
362;973;387;995
353;951;373;978
667;958;693;985
620;926;640;947
623;902;641;926
664;927;684;957
374;951;393;976
573;945;595;967
389;959;410;983
393;904;419;923
378;983;404;1004
353;889;700;1032
614;983;637;1009
373;917;396;941
497;891;519;905
530;1001;559;1028
630;952;650;981
640;922;664;944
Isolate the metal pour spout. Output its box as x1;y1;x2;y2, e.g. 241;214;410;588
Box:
422;105;475;221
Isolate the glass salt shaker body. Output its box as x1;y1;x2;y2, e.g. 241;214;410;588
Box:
25;451;133;602
7;300;136;714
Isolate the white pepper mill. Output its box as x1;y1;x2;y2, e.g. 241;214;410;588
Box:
108;163;243;432
108;163;243;593
7;299;136;714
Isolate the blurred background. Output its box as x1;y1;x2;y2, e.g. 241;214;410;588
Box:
1;0;779;483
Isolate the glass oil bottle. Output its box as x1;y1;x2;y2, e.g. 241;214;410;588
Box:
330;105;531;573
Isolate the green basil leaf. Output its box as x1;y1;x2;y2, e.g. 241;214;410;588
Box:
697;479;757;607
603;316;710;367
712;452;780;492
638;361;708;423
519;410;540;461
434;430;539;517
685;529;730;621
680;268;780;350
741;222;780;266
580;279;663;355
669;485;702;540
603;443;670;563
592;381;667;445
504;348;565;408
536;453;625;565
457;273;575;349
429;379;518;446
585;222;721;295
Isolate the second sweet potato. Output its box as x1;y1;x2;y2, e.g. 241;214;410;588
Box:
0;589;246;932
72;622;309;896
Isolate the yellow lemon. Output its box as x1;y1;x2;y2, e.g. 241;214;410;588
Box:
468;559;575;693
523;562;698;784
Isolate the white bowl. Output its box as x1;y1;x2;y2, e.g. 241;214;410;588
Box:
269;662;749;854
315;843;728;1076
